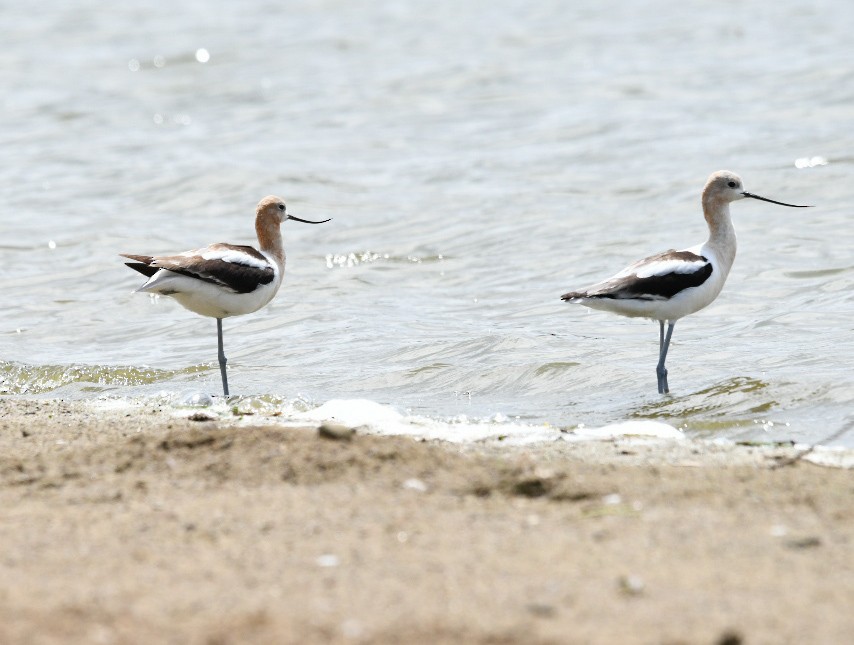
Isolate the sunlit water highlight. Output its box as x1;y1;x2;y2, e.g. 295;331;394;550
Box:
1;0;852;447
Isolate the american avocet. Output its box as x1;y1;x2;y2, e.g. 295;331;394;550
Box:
121;195;330;396
561;171;810;394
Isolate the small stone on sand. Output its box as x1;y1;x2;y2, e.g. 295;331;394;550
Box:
318;422;355;441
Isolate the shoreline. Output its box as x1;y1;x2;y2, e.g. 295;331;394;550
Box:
1;398;852;643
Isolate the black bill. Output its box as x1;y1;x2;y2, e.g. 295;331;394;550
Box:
289;214;333;224
742;192;812;208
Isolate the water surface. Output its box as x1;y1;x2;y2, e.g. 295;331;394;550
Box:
1;0;852;446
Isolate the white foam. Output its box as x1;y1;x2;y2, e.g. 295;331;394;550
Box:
801;445;854;469
291;399;683;445
566;420;684;441
292;399;556;444
298;399;403;428
82;396;852;467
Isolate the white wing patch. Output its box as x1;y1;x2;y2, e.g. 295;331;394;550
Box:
634;258;708;279
199;249;270;269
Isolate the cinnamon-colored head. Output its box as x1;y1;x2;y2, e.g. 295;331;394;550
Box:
256;195;288;224
255;195;332;226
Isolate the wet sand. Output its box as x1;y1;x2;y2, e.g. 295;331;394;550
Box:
0;399;851;644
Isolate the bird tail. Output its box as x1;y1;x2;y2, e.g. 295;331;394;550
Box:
120;254;159;278
125;263;159;278
560;290;588;302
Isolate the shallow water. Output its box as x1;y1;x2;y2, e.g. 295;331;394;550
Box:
1;0;852;446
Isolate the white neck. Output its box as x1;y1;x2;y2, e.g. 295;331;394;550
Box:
702;197;737;274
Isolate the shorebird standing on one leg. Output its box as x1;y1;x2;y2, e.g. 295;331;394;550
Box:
121;196;330;396
561;171;810;394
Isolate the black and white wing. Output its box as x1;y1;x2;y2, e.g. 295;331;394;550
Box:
122;243;276;294
562;250;713;302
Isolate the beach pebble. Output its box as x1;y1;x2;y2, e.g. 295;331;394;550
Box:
618;574;645;595
717;630;743;645
316;554;340;568
527;602;556;618
402;478;428;492
318;422;355;441
602;493;622;505
769;524;788;537
784;536;822;550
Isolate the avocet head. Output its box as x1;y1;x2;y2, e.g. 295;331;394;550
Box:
256;195;332;224
703;171;811;208
703;171;746;203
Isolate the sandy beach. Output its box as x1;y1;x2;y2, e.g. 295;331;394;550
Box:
0;398;851;644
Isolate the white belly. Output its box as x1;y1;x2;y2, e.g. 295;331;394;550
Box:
138;271;283;318
577;279;723;320
577;257;730;321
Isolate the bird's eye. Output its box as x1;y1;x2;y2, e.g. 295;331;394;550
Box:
278;204;285;211
727;181;737;188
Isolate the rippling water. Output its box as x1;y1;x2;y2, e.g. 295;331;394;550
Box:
2;0;852;446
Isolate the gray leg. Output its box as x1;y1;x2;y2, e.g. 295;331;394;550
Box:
655;320;667;394
216;318;229;397
656;321;675;394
